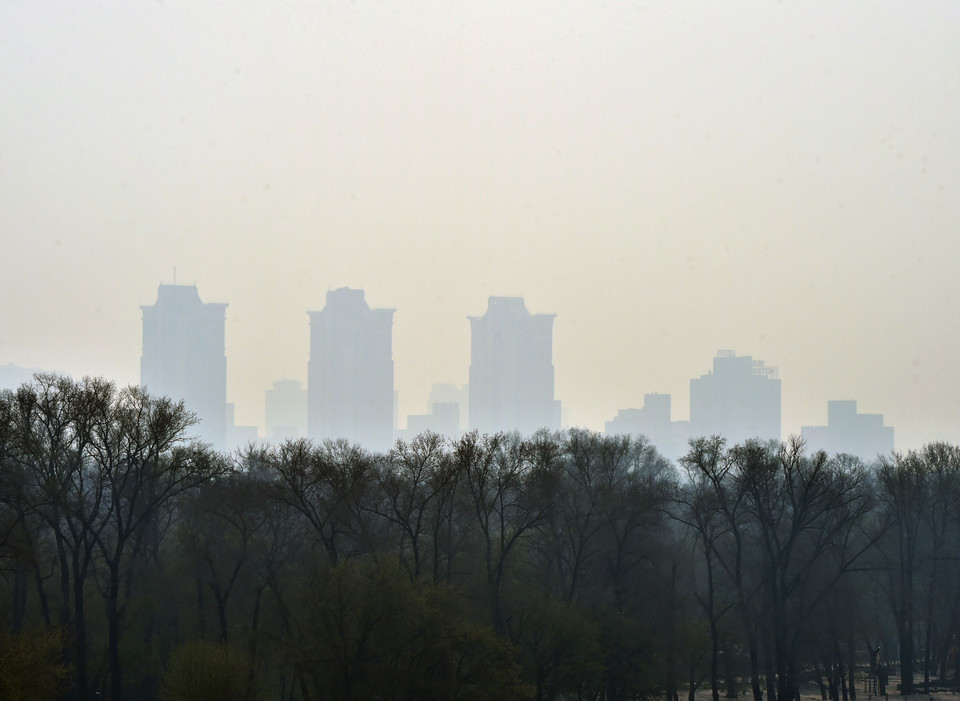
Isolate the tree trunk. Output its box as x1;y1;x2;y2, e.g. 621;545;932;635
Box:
748;635;763;701
706;547;720;701
847;635;857;701
763;633;777;701
73;554;90;701
214;587;229;644
248;585;264;691
839;657;848;701
195;577;207;638
812;661;826;700
923;565;936;694
107;564;123;701
31;556;52;628
12;565;27;631
899;616;915;695
724;648;738;698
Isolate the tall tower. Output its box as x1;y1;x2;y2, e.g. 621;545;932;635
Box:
468;296;560;436
140;284;227;449
308;288;394;451
689;350;780;444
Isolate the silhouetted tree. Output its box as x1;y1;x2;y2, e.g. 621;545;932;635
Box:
89;386;228;701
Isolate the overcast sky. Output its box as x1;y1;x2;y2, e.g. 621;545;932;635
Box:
2;1;958;450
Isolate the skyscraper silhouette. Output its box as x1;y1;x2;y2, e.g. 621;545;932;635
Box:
265;379;308;441
308;288;394;450
468;296;560;435
689;350;780;444
605;393;690;461
140;284;227;449
801;400;894;461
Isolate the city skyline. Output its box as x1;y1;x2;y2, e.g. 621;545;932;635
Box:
126;284;898;455
0;280;911;454
2;3;958;451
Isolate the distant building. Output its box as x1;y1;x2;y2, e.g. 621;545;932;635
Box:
265;379;308;441
403;402;460;440
225;403;259;451
400;383;466;441
689;350;780;444
428;382;468;413
802;400;894;462
468;296;560;435
605;393;690;461
308;288;394;451
141;284;227;449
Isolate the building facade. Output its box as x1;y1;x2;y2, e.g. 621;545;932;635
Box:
689;350;781;444
605;393;690;461
468;296;560;435
801;400;894;462
308;288;394;451
265;379;308;442
140;284;227;449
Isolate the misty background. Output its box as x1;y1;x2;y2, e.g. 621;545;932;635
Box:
2;1;958;449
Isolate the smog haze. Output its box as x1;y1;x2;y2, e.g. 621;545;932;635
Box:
2;1;958;449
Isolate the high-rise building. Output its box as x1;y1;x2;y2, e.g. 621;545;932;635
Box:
225;403;259;450
468;296;560;435
141;284;227;449
689;350;780;444
308;288;394;451
605;393;690;461
265;379;308;441
801;400;894;462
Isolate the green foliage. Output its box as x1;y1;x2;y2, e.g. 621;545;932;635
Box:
0;629;71;701
295;559;531;701
511;593;604;700
599;611;661;700
161;640;256;701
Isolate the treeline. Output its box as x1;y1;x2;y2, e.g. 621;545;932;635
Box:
1;375;959;701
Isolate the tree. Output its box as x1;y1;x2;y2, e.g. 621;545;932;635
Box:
269;438;377;567
6;374;115;700
676;437;730;701
161;639;255;701
178;470;264;645
372;432;453;579
509;592;602;701
0;628;71;701
456;431;557;632
292;558;530;701
736;437;874;701
876;450;927;694
89;385;228;701
915;443;960;689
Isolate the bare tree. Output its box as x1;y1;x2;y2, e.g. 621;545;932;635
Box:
371;431;452;579
456;431;558;632
735;437;874;701
89;385;227;701
269;438;377;567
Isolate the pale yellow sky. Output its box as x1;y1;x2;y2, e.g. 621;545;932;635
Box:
2;1;958;450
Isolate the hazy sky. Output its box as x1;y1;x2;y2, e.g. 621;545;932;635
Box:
2;1;958;450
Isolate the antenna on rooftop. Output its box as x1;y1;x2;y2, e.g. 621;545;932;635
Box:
173;266;177;284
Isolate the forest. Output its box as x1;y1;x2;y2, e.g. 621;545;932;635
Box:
1;374;959;701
